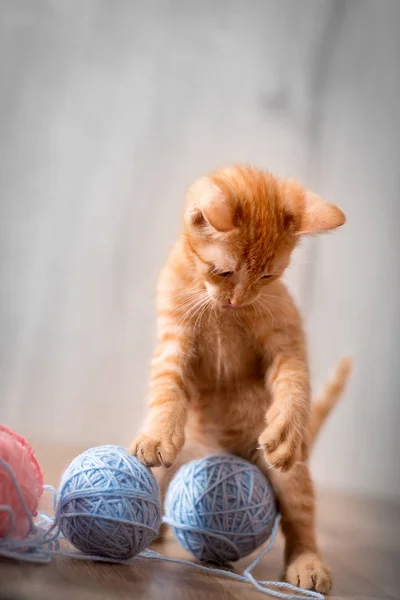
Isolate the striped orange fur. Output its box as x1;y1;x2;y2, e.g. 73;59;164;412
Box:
130;165;346;593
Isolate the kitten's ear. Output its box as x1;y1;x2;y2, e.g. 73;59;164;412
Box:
186;177;236;232
296;189;346;234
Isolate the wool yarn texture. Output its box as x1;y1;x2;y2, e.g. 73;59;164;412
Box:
0;425;43;539
164;454;277;563
56;445;161;560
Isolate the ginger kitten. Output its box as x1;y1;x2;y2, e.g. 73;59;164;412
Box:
131;165;346;593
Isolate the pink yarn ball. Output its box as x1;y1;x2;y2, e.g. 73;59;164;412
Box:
0;425;43;539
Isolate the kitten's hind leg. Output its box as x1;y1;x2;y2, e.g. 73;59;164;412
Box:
256;457;332;594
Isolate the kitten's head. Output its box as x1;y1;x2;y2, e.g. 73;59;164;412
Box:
184;165;345;308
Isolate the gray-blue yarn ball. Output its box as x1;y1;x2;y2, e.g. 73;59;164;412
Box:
57;445;161;560
164;454;277;563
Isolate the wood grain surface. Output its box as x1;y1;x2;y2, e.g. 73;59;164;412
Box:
1;0;400;499
0;443;399;600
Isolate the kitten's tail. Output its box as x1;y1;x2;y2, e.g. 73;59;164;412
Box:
309;357;352;449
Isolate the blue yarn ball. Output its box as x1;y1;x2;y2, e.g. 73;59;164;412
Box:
164;454;277;563
57;445;161;560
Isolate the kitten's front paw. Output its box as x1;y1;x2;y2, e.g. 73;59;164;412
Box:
285;553;332;593
129;431;183;468
258;417;304;472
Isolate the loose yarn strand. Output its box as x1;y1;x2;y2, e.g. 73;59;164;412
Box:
243;515;323;600
0;458;60;562
145;515;323;600
0;457;324;600
0;457;35;538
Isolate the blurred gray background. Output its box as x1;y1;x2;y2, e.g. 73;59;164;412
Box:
0;0;399;499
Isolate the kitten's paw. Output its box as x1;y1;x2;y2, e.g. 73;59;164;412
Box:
285;553;332;593
129;432;183;468
258;419;303;472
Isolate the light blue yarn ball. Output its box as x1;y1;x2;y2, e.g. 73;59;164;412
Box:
57;445;161;560
164;454;277;563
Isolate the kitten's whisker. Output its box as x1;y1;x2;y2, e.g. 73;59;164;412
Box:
170;289;204;300
262;293;293;306
172;294;208;315
176;296;204;316
262;302;275;328
258;297;291;337
178;303;206;327
178;293;211;328
194;298;212;331
173;290;208;311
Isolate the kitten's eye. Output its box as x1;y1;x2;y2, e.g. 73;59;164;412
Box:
217;271;234;278
261;274;272;280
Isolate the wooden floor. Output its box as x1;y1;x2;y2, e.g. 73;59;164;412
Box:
1;443;399;600
1;0;400;501
1;491;399;600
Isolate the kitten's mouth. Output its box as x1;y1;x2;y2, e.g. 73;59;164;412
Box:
222;302;247;309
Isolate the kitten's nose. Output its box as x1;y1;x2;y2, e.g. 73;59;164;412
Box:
226;298;241;308
229;284;246;307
